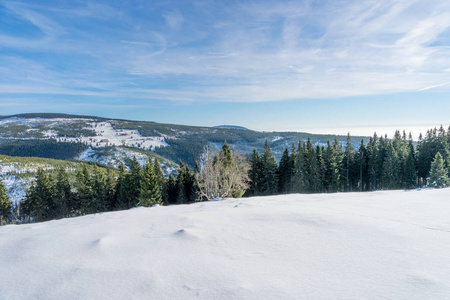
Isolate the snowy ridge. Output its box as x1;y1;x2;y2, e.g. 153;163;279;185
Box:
1;188;450;299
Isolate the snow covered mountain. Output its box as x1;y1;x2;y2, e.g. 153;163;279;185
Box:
1;188;450;299
0;113;368;167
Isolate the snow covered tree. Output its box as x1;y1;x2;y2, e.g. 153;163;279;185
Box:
139;161;162;207
428;152;449;188
0;179;11;225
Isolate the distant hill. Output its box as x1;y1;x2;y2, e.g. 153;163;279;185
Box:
0;113;369;167
213;125;249;130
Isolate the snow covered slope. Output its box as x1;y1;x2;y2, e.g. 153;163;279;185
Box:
1;189;450;299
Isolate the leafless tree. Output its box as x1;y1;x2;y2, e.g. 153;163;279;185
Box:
196;149;250;200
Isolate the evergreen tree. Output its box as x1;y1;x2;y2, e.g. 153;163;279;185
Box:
260;140;279;195
119;156;143;209
54;167;72;218
139;161;163;206
428;152;449;188
114;163;128;210
278;148;292;194
0;179;11;225
166;175;179;204
381;142;401;189
221;141;233;169
305;139;321;193
356;140;368;191
247;148;262;196
292;141;307;193
22;168;55;222
403;141;417;189
342;134;356;191
153;157;167;203
366;134;380;190
75;166;93;215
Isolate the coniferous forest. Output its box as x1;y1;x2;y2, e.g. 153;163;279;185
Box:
1;126;449;225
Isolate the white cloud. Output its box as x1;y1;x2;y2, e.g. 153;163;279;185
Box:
163;10;184;31
1;0;450;103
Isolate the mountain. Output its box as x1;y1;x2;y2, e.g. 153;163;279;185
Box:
0;113;368;167
213;125;249;130
1;188;450;299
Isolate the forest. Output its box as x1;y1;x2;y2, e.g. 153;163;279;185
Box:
1;126;449;225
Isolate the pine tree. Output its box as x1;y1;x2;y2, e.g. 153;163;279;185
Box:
356;140;368;191
121;156;143;208
247;148;262;196
166;175;179;204
403;141;417;189
54;167;72;218
115;163;128;210
292;141;307;193
222;141;233;169
366;134;380;190
260;140;279;195
22;168;55;222
381;142;401;189
153;157;166;203
342;133;356;191
139;161;162;207
278;148;292;194
0;179;11;225
428;152;449;188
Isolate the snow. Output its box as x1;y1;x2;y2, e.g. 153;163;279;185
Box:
0;117;168;151
77;147;150;168
62;121;168;150
2;188;450;299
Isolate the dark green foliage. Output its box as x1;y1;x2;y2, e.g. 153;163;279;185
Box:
139;161;162;207
278;148;292;194
247;148;263;196
428;152;449;188
22;169;56;222
176;162;197;204
0;179;11;225
54;167;72;218
0;140;88;160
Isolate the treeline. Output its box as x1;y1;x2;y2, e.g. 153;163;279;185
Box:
247;127;450;196
1;126;449;225
0;140;88;160
12;157;199;223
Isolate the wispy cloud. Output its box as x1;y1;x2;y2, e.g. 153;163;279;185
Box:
0;0;450;103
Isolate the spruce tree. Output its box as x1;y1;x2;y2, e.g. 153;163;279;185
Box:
0;179;11;225
54;167;72;218
292;141;307;193
248;149;262;196
403;142;417;189
278;148;292;194
139;161;162;207
22;168;55;222
153;157;166;203
260;140;278;195
428;152;449;188
381;142;401;189
115;163;128;210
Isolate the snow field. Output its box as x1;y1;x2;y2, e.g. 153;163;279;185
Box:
1;188;450;299
61;122;168;150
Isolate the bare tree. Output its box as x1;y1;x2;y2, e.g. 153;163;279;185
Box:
196;147;250;200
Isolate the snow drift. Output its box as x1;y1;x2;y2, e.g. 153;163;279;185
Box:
1;188;450;299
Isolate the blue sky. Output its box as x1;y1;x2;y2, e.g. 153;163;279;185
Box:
1;0;450;138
